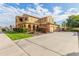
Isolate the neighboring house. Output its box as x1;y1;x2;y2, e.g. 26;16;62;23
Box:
16;14;58;33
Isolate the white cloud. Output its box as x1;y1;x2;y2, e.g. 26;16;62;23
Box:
0;4;26;27
53;7;79;24
28;3;51;17
16;3;20;5
53;6;63;15
54;15;68;24
65;8;79;15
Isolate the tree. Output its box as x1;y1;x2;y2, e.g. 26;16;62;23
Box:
62;21;67;30
62;21;66;27
66;15;79;28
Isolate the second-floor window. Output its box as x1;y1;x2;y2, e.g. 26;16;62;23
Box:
19;18;23;22
25;18;27;21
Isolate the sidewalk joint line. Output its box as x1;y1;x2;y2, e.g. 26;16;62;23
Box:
15;43;31;56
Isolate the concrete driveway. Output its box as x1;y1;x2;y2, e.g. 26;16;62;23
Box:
15;32;79;56
0;31;78;56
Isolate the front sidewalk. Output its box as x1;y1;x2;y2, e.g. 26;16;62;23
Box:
0;32;28;56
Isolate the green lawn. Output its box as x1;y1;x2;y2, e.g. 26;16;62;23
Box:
5;32;32;40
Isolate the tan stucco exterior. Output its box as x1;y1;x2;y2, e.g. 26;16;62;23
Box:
16;14;57;33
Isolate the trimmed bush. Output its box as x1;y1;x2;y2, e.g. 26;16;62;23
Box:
70;29;79;32
68;28;79;32
13;28;27;33
2;28;6;32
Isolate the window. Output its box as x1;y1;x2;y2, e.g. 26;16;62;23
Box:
25;18;27;21
19;18;23;22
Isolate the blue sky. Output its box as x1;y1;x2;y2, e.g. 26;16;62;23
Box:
0;3;79;27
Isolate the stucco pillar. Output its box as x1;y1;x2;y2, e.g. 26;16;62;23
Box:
34;25;37;32
26;24;28;29
49;25;54;32
35;25;37;30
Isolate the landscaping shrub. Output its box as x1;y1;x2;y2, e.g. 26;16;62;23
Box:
13;28;27;33
69;28;79;32
70;29;79;32
2;28;6;32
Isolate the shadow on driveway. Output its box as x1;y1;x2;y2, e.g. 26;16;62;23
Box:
66;52;79;56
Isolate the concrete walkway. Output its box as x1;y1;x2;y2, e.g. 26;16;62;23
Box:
0;32;28;56
15;32;79;56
